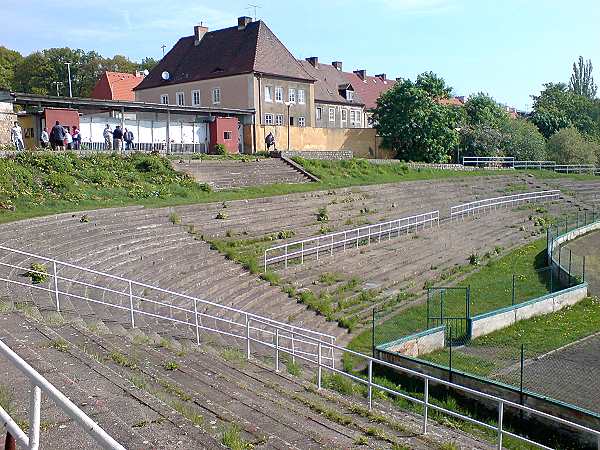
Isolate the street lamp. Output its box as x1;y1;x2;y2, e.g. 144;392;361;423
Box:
53;81;64;97
64;62;73;97
454;127;462;164
284;101;293;151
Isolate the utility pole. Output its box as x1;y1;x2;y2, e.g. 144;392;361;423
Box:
64;62;73;97
53;81;63;97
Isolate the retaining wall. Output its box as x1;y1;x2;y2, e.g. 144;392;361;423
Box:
378;326;445;357
470;284;588;339
280;150;353;160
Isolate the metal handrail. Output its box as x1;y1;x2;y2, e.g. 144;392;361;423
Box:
450;190;560;219
0;340;125;450
463;156;515;167
264;211;440;270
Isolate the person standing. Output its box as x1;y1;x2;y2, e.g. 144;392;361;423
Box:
10;121;24;151
64;127;73;150
72;127;81;150
124;128;134;151
112;125;124;152
50;121;65;150
40;128;49;148
103;124;112;150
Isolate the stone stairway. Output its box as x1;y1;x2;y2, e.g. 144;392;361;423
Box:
171;158;312;190
0;307;493;449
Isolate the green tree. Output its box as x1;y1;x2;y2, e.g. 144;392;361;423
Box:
502;119;547;161
463;93;509;128
373;73;460;163
569;56;597;99
139;57;159;72
459;124;505;158
0;46;22;90
546;127;599;165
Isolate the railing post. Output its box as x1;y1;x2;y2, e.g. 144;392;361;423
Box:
301;242;304;265
330;336;335;370
368;359;373;410
264;250;267;272
275;328;280;373
53;261;60;312
291;333;296;364
511;274;516;306
246;314;250;359
497;401;504;450
128;281;135;328
330;235;334;256
423;378;429;434
193;298;200;346
28;384;41;450
317;342;322;390
285;245;288;269
343;232;347;251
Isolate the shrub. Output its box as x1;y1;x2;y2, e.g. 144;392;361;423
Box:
316;207;329;222
216;211;228;220
27;263;48;284
547;127;599;165
163;360;179;371
213;143;227;155
468;253;481;266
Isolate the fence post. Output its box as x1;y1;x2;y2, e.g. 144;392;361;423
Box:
497;401;504;450
520;344;524;405
448;326;452;383
245;314;250;359
193;298;200;346
28;384;41;450
512;274;516;306
291;333;296;364
330;336;335;370
264;251;267;272
422;378;429;434
372;308;376;358
285;245;288;269
317;342;322;390
128;281;135;328
583;256;586;283
301;242;304;265
568;249;572;287
53;261;60;312
275;328;280;373
368;359;373;411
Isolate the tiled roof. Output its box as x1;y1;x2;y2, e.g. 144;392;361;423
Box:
298;60;364;106
90;72;143;101
135;21;313;91
438;97;465;107
341;71;396;110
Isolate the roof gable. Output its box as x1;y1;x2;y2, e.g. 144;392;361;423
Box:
342;72;396;110
136;21;313;91
299;60;364;106
91;71;143;101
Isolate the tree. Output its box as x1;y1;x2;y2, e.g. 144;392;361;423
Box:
502;119;547;161
372;73;460;163
546;127;599;165
459;124;505;158
463;93;509;128
0;46;22;90
569;56;597;99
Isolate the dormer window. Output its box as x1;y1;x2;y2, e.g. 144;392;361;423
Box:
347;90;354;101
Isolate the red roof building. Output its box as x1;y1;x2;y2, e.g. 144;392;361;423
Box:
341;70;396;111
90;71;145;101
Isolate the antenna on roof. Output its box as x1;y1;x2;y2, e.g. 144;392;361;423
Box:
161;44;166;56
247;4;261;21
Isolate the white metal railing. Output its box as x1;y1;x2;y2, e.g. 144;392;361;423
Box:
0;339;125;450
0;245;336;367
263;211;440;270
1;247;599;448
553;164;597;174
450;190;560;219
462;156;515;167
513;160;556;170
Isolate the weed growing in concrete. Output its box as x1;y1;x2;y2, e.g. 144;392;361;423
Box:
221;423;252;450
169;212;181;224
163;360;179;371
109;351;137;369
170;400;204;427
80;214;89;223
316;207;329;222
221;348;246;365
440;442;459;450
48;339;69;352
26;262;48;284
216;211;229;220
285;358;302;376
354;435;368;445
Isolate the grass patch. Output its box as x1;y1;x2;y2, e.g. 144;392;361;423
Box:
221;424;253;450
285;358;302;376
221;348;246;365
26;262;48;284
163;360;179;371
109;351;137;369
48;339;69;352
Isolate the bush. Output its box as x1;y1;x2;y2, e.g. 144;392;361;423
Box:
316;207;328;222
213;143;227;155
547;127;599;165
26;262;48;284
502;119;547;161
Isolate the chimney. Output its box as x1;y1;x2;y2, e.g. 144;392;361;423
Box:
306;57;319;67
238;16;252;30
354;69;366;80
332;61;343;71
194;24;208;46
376;73;386;81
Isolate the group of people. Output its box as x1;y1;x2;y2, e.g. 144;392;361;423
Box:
103;124;135;151
10;120;82;151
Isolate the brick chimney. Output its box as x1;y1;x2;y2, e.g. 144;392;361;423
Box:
353;69;366;80
194;24;208;46
332;61;343;71
306;57;319;68
238;16;252;30
376;73;386;81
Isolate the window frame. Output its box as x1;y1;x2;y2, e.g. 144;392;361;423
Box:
298;89;305;104
288;88;296;103
275;86;283;103
223;131;232;140
298;116;306;127
328;107;335;122
160;94;169;105
264;113;274;125
341;108;348;123
212;87;221;105
265;85;273;103
191;90;201;106
176;91;185;106
316;107;322;121
275;114;284;126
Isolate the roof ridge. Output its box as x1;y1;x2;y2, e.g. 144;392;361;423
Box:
249;21;261;74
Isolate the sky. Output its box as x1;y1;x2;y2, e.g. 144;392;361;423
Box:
2;0;600;110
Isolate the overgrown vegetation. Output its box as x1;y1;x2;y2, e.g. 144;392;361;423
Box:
26;262;48;284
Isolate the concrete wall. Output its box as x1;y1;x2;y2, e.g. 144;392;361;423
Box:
470;284;588;339
379;326;445;357
0;101;16;145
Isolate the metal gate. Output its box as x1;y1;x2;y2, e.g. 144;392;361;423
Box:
426;286;471;345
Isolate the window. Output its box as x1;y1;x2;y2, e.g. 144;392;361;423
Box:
275;114;284;126
264;113;274;125
328;107;335;122
341;109;348;123
288;88;296;103
212;87;221;104
192;90;201;106
224;131;232;140
316;107;322;121
265;85;273;102
354;110;362;127
176;92;185;106
298;117;305;127
347;90;354;101
298;89;305;104
350;110;362;127
160;94;169;104
289;116;294;126
275;86;283;103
